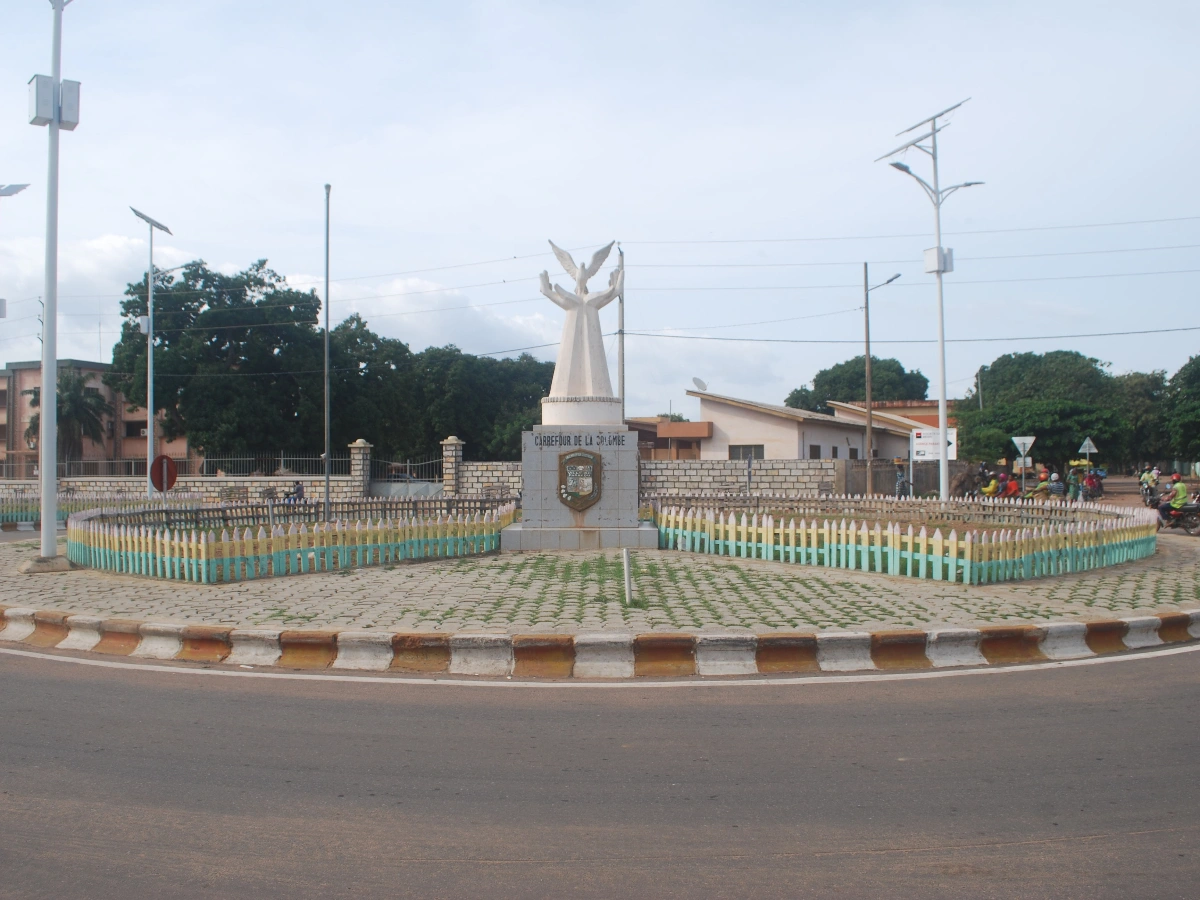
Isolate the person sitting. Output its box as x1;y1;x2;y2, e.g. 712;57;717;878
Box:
1025;471;1051;499
980;472;1000;497
1048;472;1066;498
1000;473;1021;497
1159;473;1190;524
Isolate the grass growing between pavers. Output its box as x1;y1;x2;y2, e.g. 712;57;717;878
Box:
3;536;1198;633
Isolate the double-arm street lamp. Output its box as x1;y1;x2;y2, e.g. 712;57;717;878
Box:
862;265;901;493
130;207;173;498
876;99;982;501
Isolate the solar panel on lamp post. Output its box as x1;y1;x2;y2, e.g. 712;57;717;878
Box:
876;99;983;500
130;207;172;499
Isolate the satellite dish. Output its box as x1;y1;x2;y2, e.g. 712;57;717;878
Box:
692;377;708;392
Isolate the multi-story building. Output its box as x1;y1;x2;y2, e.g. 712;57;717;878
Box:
1;358;190;478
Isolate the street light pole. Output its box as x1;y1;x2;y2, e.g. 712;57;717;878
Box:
862;266;901;495
130;208;173;499
877;99;983;501
323;184;331;522
618;243;625;423
32;0;76;561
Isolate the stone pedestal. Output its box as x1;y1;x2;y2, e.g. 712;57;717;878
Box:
502;425;657;552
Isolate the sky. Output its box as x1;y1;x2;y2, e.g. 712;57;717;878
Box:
1;0;1198;425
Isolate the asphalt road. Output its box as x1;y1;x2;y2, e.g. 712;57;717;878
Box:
1;649;1197;899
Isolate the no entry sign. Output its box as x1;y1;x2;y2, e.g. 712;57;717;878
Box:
150;454;178;493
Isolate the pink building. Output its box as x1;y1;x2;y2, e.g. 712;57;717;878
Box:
1;358;190;478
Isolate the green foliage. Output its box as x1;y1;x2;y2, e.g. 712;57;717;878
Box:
958;399;1128;470
1166;355;1200;460
961;351;1176;467
785;355;928;414
104;260;553;460
23;369;114;460
971;350;1112;405
656;412;688;422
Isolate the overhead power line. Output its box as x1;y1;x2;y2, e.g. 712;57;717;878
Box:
625;324;1200;345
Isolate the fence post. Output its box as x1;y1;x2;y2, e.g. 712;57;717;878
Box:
348;438;372;499
441;436;465;497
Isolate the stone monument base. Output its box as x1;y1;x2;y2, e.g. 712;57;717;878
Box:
501;521;659;552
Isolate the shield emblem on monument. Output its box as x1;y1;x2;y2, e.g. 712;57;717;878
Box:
558;450;602;511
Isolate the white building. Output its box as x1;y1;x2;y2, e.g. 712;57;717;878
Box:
686;391;914;461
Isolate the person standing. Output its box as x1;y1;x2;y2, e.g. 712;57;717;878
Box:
1066;468;1081;501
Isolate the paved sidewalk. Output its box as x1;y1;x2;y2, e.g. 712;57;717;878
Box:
2;534;1197;634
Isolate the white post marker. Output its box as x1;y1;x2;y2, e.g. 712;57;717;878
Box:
622;548;633;607
1012;435;1036;494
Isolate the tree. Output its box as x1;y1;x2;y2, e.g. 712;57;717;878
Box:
1165;355;1200;461
959;351;1140;469
957;400;1127;471
23;369;114;460
104;259;554;461
786;356;928;414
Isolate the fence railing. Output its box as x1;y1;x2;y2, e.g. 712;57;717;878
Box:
648;493;1132;528
1;491;205;525
654;499;1157;585
370;455;443;483
66;503;517;583
0;454;352;479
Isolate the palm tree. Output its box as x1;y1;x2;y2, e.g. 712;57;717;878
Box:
23;370;114;461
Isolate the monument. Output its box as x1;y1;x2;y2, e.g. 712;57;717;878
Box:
501;241;658;551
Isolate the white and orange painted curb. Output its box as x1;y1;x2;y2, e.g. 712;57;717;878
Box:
2;604;1198;678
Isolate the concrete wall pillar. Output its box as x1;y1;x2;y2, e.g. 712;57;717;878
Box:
441;436;464;497
348;439;372;498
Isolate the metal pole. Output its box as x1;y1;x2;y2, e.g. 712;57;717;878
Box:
931;120;949;502
323;184;331;522
146;224;155;498
38;1;65;559
618;244;625;423
863;262;873;495
977;368;983;410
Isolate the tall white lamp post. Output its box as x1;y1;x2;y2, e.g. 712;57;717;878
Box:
876;99;982;501
323;184;331;522
29;0;81;561
130;208;172;498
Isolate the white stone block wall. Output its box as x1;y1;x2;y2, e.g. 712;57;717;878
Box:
457;462;522;497
639;459;847;496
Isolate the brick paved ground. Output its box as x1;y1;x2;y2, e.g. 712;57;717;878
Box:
2;533;1197;634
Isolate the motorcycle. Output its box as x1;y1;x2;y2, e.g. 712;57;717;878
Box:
1159;498;1200;535
1141;482;1159;507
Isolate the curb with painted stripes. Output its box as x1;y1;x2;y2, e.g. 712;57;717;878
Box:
2;605;1198;678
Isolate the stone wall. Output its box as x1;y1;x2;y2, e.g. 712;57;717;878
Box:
639;459;847;496
458;461;522;497
1;476;361;502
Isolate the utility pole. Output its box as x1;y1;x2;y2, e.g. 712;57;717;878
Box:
323;184;331;522
618;243;625;423
29;0;80;562
863;263;873;493
977;368;984;409
877;99;983;501
862;265;900;495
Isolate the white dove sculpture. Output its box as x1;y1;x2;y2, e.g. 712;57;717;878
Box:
539;240;624;398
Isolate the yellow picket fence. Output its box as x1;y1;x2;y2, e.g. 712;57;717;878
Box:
67;504;516;583
655;504;1157;584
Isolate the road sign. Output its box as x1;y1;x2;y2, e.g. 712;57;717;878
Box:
150;454;177;493
1079;437;1098;454
1011;435;1036;457
912;428;958;461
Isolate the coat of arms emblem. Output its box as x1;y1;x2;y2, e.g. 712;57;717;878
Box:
558;449;602;511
